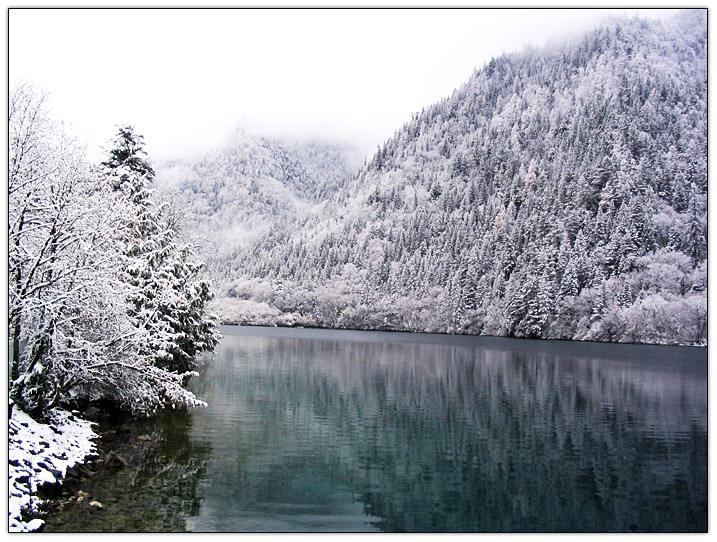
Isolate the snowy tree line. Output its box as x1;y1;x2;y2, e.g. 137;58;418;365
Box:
155;131;353;262
165;11;707;345
9;85;220;421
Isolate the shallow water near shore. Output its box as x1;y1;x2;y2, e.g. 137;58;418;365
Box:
46;326;707;532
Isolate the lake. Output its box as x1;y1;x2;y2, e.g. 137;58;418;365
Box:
46;325;707;532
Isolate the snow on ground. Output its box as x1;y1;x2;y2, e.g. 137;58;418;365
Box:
8;401;98;532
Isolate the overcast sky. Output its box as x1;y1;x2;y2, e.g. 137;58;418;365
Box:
10;8;676;162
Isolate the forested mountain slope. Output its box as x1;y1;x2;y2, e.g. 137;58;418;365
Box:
208;11;707;344
155;132;354;276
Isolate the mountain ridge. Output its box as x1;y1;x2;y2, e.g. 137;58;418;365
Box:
167;10;707;345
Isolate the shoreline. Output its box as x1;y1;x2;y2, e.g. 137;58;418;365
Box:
9;403;172;532
9;403;99;532
217;318;707;348
41;408;202;533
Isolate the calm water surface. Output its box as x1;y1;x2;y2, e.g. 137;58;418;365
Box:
48;326;707;532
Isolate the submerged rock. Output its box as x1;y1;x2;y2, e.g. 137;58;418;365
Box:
88;501;103;512
105;451;128;469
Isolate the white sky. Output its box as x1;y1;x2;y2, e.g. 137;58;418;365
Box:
9;7;677;162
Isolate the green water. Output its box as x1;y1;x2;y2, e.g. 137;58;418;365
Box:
47;326;707;532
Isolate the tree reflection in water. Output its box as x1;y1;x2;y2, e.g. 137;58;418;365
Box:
45;409;210;532
45;328;707;532
186;329;706;532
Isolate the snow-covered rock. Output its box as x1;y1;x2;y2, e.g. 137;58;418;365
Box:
8;402;98;532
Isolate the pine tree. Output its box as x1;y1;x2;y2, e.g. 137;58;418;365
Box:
685;183;706;265
560;261;580;298
102;126;155;195
617;280;633;308
590;268;609;324
103;126;219;374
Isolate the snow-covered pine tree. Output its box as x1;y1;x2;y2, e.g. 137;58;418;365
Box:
102;126;219;374
685;183;706;265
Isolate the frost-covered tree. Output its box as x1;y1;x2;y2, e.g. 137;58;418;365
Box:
103;126;220;374
9;89;217;420
684;183;706;265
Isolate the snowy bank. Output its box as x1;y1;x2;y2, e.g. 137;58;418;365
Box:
9;402;98;532
213;297;308;327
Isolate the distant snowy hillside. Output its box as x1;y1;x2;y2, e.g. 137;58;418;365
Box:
184;11;707;345
155;131;355;278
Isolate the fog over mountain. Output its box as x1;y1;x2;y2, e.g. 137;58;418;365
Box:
155;132;355;269
158;10;706;345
